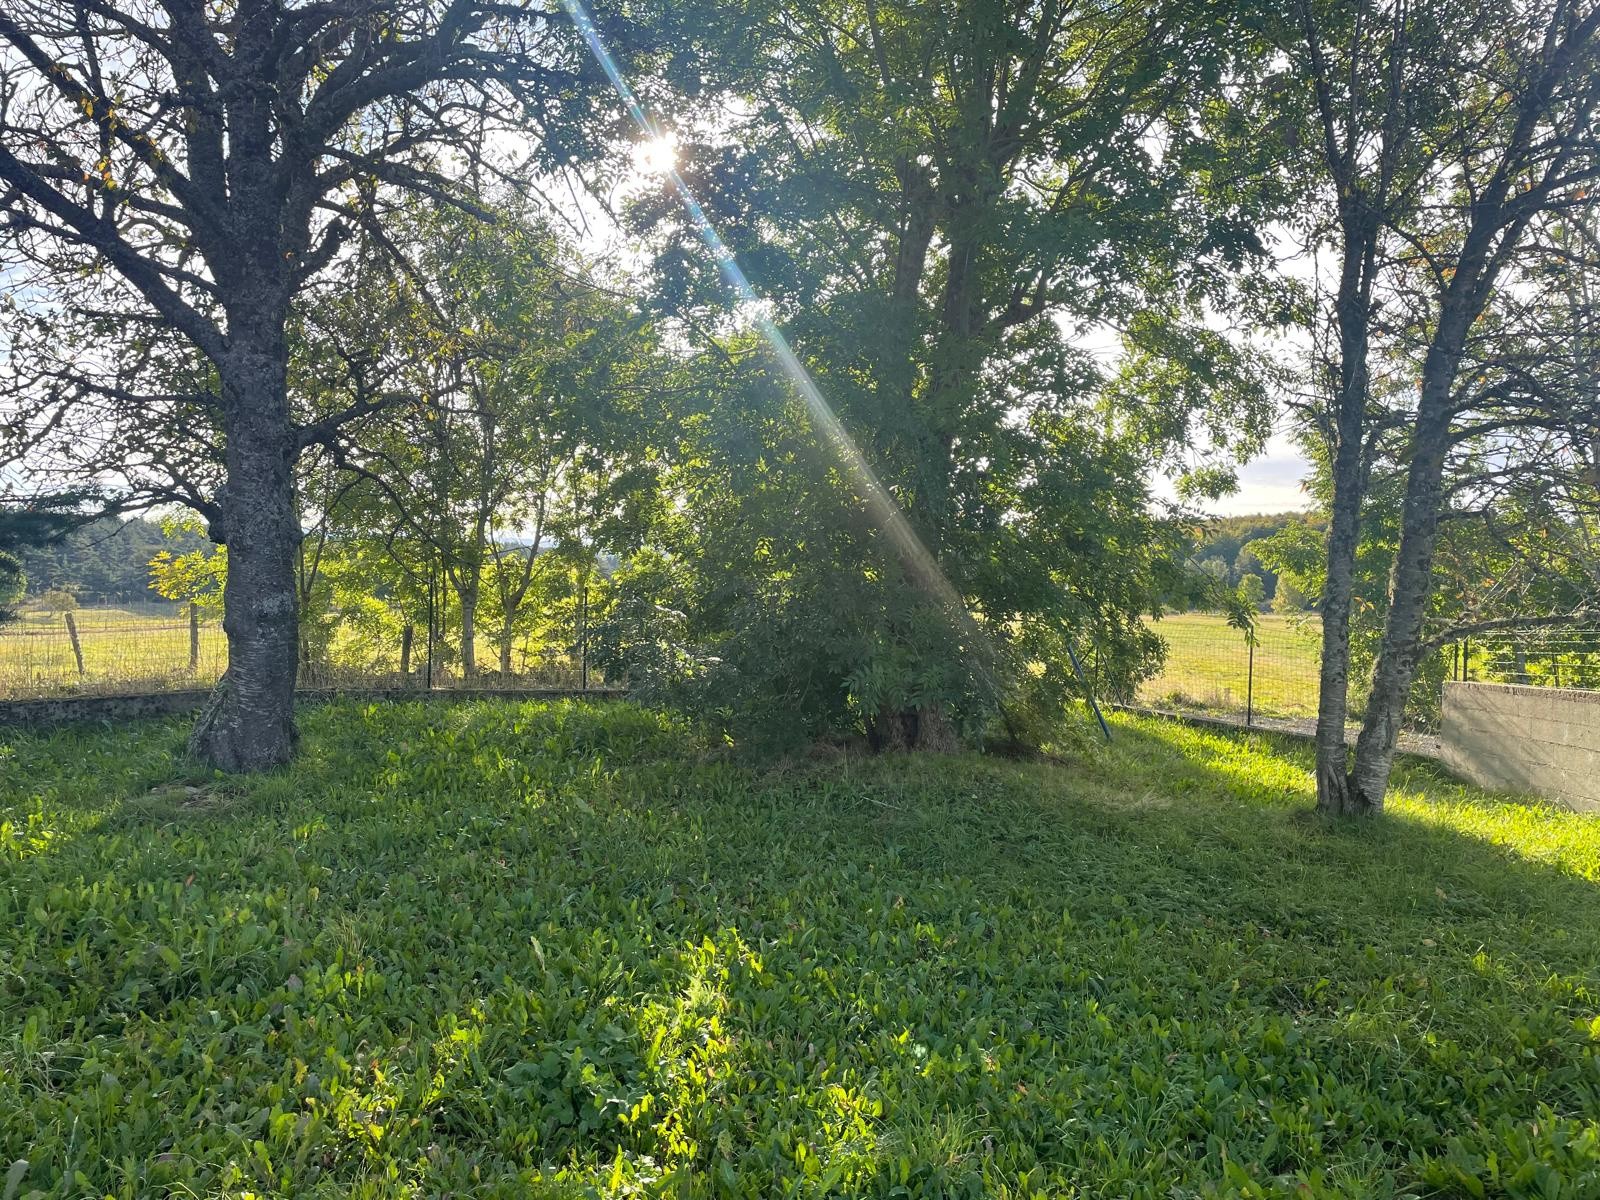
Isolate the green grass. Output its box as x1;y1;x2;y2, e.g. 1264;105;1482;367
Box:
1139;612;1323;720
3;701;1599;1198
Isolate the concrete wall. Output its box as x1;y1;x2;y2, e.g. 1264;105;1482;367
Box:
1440;681;1600;811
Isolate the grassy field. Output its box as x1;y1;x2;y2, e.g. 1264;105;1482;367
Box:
4;700;1599;1197
0;606;1320;711
0;606;227;698
1139;611;1323;719
0;607;587;697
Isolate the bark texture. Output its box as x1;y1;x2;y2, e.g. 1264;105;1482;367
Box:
1315;233;1380;817
867;703;959;753
459;585;479;680
188;330;300;770
1349;347;1464;806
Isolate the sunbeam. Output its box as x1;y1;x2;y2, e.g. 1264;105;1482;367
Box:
559;0;992;682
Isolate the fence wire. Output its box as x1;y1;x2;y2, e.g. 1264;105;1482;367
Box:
1135;613;1596;734
0;602;605;700
1136;614;1322;726
0;605;226;698
1475;630;1600;690
0;603;1589;714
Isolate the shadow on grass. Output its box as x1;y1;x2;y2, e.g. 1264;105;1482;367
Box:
3;702;1599;1197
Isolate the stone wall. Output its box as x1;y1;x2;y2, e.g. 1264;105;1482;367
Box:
0;688;628;729
1440;681;1600;811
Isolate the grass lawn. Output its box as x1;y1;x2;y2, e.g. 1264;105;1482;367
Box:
3;701;1599;1198
1139;612;1324;720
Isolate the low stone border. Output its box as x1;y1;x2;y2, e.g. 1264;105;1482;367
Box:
0;687;629;728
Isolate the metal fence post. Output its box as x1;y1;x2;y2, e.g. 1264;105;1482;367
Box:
1245;632;1254;729
188;602;200;672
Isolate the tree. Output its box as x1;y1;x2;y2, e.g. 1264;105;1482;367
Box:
149;516;226;616
622;0;1284;748
1238;572;1267;612
0;2;588;769
0;490;99;618
1283;0;1447;814
328;201;660;682
1347;0;1600;809
1272;577;1310;615
1283;0;1600;813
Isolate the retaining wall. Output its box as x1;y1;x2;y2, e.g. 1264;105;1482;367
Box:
0;687;628;728
1440;681;1600;811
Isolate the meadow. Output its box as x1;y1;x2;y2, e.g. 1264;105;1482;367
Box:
0;606;228;698
3;699;1598;1197
1137;611;1324;720
0;607;586;698
0;606;1318;715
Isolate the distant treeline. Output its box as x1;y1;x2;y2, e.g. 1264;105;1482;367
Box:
17;517;208;604
19;510;1323;617
1188;511;1325;611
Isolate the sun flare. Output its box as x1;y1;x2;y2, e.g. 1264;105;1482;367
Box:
633;133;678;176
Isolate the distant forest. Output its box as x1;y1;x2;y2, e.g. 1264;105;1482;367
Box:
17;517;208;604
1188;512;1323;611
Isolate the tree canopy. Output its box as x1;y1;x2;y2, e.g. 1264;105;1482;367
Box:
0;0;1595;808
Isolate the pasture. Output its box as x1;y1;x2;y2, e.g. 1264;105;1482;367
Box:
0;606;227;699
0;607;586;698
1138;611;1323;720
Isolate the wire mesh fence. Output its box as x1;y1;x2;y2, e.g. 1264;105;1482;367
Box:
1474;629;1600;690
1135;613;1600;734
3;600;1592;715
0;602;610;700
1136;613;1322;725
0;604;226;698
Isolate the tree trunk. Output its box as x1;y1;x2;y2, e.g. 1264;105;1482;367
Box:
866;703;959;753
1349;398;1454;807
499;623;515;676
459;584;478;680
1310;175;1389;816
189;338;299;771
1315;306;1375;816
1315;451;1365;816
1348;263;1481;808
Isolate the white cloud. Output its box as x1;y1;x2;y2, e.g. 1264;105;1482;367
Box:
1151;429;1316;517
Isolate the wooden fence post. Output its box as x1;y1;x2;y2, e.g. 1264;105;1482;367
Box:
64;612;86;677
189;602;201;672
